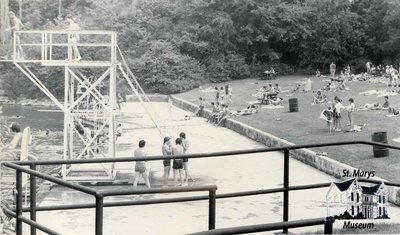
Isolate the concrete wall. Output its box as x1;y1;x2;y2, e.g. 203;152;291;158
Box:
126;94;169;102
170;95;400;205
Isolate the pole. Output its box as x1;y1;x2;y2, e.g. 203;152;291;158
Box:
58;0;62;17
30;164;37;235
95;195;104;235
208;189;216;230
283;148;289;233
324;218;334;234
63;66;69;178
16;169;23;235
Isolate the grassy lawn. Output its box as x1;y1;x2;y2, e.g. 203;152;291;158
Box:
177;75;400;182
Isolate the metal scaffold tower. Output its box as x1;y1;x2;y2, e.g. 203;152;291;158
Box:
4;30;167;181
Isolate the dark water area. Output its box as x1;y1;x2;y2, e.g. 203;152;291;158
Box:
1;104;63;131
1;104;64;160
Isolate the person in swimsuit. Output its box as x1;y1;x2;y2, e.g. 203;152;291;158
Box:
172;138;184;186
330;62;336;77
180;132;193;183
66;16;82;61
6;11;24;59
115;123;122;140
347;98;355;131
133;140;151;188
162;137;172;186
195;97;205;117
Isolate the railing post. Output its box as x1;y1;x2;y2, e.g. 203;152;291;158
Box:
30;164;37;235
16;169;23;235
208;188;216;230
324;217;334;234
283;148;290;234
95;194;104;235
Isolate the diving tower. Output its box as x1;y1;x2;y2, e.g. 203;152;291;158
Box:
6;30;167;182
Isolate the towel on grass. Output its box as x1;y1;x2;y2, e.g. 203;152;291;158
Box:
261;105;284;109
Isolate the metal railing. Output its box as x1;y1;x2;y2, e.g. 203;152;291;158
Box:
3;140;400;234
190;217;335;235
12;30;117;64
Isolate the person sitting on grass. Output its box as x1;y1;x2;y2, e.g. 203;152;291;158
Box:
356;96;390;111
382;96;390;109
231;105;259;116
214;87;220;102
208;102;220;123
322;82;332;91
335;80;347;92
357;103;382;111
275;84;282;93
312;91;327;105
267;83;275;94
266;96;283;106
292;84;302;93
388;107;400;116
316;69;321;77
216;104;231;126
254;86;266;100
219;87;225;105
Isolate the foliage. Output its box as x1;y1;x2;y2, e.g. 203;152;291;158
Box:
131;40;204;94
2;0;400;98
206;54;250;82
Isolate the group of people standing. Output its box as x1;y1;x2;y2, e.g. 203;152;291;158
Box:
321;96;355;133
329;62;351;79
133;132;193;188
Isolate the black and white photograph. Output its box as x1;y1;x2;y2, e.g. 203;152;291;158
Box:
1;0;400;234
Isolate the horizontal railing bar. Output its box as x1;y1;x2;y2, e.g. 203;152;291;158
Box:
19;178;398;212
22;183;334;212
3;207;16;217
3;208;60;235
215;187;285;199
189;217;334;235
3;162;97;196
18;43;113;47
17;30;115;35
101;185;217;197
11;140;400;166
23;196;209;212
288;183;331;191
359;178;400;187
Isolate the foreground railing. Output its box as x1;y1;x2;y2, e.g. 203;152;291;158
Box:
3;140;400;234
190;217;336;235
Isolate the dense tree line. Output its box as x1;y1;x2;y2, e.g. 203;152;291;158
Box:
1;0;400;98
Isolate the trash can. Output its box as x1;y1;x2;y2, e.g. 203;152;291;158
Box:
289;98;298;112
371;132;389;158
